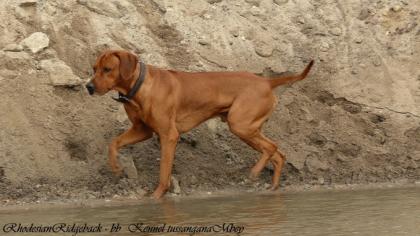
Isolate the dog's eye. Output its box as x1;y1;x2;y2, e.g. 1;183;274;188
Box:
103;67;111;73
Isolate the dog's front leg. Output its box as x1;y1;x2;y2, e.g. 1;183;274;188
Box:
108;124;153;176
152;127;179;199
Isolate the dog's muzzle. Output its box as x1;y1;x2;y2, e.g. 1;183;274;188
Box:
85;82;95;95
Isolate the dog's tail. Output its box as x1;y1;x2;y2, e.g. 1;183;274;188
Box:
268;60;314;88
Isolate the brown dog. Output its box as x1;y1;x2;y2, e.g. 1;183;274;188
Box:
86;50;314;199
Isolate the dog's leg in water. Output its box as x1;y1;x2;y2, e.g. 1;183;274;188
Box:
108;124;152;176
269;151;286;190
152;127;179;199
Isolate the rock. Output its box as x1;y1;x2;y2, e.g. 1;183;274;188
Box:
170;176;181;194
21;32;49;53
273;0;288;5
354;38;363;44
19;0;38;7
202;13;212;19
230;28;240;37
305;156;329;172
0;51;33;71
308;133;327;147
190;175;198;185
329;27;342;36
337;143;361;157
372;56;382;67
320;41;330;52
77;0;127;18
150;0;166;13
297;17;305;24
3;44;24;52
245;0;261;7
198;39;210;46
396;22;418;34
40;59;83;86
206;0;222;4
250;6;262;16
119;155;138;179
318;177;325;185
391;5;402;12
254;41;274;57
358;8;370;20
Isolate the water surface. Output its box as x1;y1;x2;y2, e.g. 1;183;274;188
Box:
1;187;419;235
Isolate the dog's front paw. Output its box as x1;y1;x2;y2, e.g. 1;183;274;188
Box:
249;171;259;181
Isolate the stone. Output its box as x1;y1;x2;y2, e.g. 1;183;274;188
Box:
250;6;262;16
3;44;24;52
206;0;222;4
318;177;325;185
203;13;212;19
170;176;181;194
77;0;127;18
230;29;240;37
19;0;38;7
329;27;342;36
254;41;274;57
320;41;330;52
273;0;288;5
119;155;138;179
21;32;49;53
40;59;83;86
1;51;33;71
198;39;210;46
358;8;370;20
391;5;402;12
297;17;305;24
372;56;382;67
305;156;329;172
245;0;261;7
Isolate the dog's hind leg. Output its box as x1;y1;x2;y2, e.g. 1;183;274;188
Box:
231;129;285;190
227;91;284;189
269;151;286;190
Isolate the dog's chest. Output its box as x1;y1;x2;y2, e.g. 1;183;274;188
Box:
123;104;146;124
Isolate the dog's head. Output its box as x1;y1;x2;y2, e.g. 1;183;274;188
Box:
85;50;138;95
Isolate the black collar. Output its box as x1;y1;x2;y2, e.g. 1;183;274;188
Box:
112;61;146;103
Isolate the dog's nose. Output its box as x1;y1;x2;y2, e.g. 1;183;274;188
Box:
85;82;95;95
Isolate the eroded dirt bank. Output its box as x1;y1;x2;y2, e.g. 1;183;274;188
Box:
0;0;419;204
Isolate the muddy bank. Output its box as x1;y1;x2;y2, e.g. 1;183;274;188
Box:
0;0;419;204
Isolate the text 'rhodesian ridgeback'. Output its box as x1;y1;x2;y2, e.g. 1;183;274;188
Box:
86;50;314;199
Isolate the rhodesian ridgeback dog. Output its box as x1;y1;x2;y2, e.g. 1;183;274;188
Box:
86;50;314;199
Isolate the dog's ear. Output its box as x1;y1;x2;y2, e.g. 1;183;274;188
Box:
114;51;138;80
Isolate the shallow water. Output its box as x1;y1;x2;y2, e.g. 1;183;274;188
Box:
1;187;419;235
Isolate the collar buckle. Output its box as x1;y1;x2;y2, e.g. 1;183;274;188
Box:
112;93;130;103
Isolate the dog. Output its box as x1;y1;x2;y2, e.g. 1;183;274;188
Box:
86;50;314;199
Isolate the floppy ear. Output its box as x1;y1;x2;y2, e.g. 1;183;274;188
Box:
114;51;138;80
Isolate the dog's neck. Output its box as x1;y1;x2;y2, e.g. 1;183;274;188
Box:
113;62;147;104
